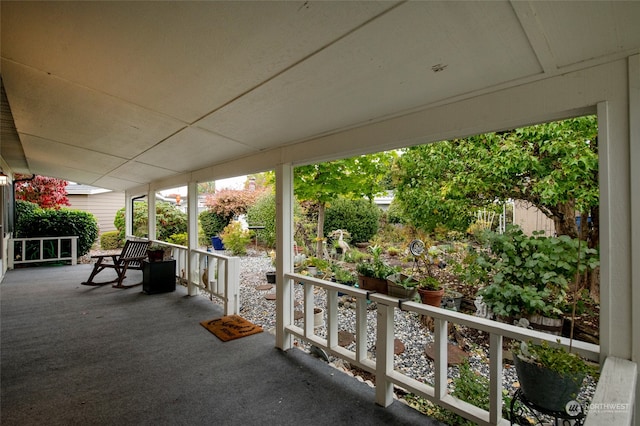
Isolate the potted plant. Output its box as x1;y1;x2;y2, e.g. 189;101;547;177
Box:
355;245;398;295
413;245;446;307
305;256;330;277
147;244;169;262
416;276;444;307
511;340;597;413
476;226;599;333
386;272;419;299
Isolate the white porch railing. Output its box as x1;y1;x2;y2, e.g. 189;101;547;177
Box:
9;236;78;268
282;272;613;426
148;240;239;316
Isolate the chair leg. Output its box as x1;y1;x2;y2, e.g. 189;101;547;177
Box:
81;259;116;286
112;263;142;289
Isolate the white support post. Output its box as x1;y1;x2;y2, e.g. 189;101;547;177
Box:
187;181;198;296
489;333;503;425
628;54;640;421
124;192;133;239
275;163;294;350
148;189;156;241
71;237;77;265
434;317;448;401
375;302;395;407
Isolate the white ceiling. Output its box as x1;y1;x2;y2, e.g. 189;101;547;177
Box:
2;1;639;191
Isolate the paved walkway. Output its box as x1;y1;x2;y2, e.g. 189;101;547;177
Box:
1;264;442;426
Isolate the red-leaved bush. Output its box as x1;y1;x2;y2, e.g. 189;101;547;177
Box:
204;188;266;219
15;175;71;209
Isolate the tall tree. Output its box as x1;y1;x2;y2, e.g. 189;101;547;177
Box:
295;152;395;256
394;116;598;244
14;175;71;209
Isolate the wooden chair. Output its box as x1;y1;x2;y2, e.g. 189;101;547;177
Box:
81;240;150;288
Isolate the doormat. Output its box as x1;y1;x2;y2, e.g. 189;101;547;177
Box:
200;315;263;342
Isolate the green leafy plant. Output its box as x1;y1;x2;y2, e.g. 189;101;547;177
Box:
305;256;331;271
477;226;599;318
513;340;598;378
246;191;276;248
343;249;367;263
417;276;440;290
332;264;356;285
199;210;231;240
387;273;419;289
405;361;513;425
414;245;444;290
115;201;187;242
355;245;398;280
220;221;252;255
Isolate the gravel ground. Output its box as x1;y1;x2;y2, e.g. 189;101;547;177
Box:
197;249;597;417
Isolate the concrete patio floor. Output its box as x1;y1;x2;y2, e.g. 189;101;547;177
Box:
1;264;442;426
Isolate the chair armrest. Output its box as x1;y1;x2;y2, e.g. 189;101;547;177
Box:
119;255;149;263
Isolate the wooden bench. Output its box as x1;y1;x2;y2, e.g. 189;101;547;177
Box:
81;240;150;288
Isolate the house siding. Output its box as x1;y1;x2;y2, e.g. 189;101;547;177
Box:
68;191;125;233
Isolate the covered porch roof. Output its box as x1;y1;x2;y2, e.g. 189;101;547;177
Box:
2;1;639;191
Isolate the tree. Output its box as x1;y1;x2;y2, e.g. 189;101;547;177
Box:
395;116;598;244
295;152;396;256
204;188;265;219
15;175;71;209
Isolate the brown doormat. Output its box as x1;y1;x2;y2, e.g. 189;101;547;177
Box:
200;315;263;342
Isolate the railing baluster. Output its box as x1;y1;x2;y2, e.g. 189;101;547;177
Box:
355;295;368;364
489;333;503;425
434;317;448;401
303;279;314;337
327;288;338;349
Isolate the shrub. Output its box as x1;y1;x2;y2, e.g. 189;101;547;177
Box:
100;231;122;249
167;232;187;246
15;200;42;236
246;192;276;248
220;221;252;255
19;208;98;256
324;198;381;243
477;226;599;318
199;210;231;240
114;201;187;242
385;199;406;224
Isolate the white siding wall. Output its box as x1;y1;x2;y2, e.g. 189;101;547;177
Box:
67;191;125;233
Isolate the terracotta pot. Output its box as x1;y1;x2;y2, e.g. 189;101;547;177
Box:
418;287;444;307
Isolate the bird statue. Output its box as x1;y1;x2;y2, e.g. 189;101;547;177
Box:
337;229;350;260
